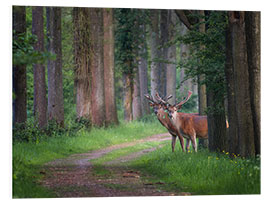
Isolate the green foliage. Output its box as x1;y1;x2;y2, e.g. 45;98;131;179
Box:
13;32;55;66
177;11;228;113
12;119;167;198
115;8;149;75
178;94;198;113
131;145;260;195
13;156;54;198
12;113;87;143
61;7;75;109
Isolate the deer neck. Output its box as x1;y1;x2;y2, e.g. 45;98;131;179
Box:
171;111;183;129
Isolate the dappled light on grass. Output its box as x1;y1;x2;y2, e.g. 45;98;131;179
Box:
130;144;260;195
12;119;167;198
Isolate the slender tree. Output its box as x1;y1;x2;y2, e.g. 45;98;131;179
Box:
46;7;64;127
103;8;119;125
150;9;161;101
197;11;208;148
132;65;142;120
89;8;106;127
226;11;255;157
197;11;207;116
179;22;194;96
13;6;27;125
245;11;261;155
166;10;177;105
73;8;91;123
138;24;150;115
32;6;47;128
115;9;147;122
159;9;168;97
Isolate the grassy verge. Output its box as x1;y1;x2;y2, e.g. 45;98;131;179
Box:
91;140;169;165
129;143;260;195
12;119;167;198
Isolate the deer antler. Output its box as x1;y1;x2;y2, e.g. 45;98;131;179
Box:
155;92;167;104
175;91;192;108
144;94;155;104
166;95;173;102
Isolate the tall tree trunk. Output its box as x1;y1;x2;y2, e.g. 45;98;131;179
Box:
159;9;168;97
138;24;150;116
166;10;176;105
179;23;194;98
150;9;160;101
227;11;255;157
46;7;64;127
245;11;261;155
123;72;133;121
198;11;208;148
225;18;239;155
73;8;91;123
103;8;119;126
132;66;142;120
32;6;47;128
13;6;27;125
89;8;105;127
207;89;227;152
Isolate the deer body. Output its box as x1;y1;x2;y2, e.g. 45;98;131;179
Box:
165;91;208;152
170;110;208;152
152;103;186;152
145;94;188;152
171;112;208;140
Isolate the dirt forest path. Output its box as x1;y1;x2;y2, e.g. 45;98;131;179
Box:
41;133;185;197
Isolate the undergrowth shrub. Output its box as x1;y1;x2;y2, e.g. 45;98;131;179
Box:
12;117;88;143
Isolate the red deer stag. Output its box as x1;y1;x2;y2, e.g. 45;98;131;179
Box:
144;94;186;152
160;91;208;152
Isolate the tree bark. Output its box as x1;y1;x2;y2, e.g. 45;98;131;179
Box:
13;6;27;125
245;11;261;155
159;9;168;97
32;6;47;128
179;22;194;99
89;8;105;127
198;11;208;148
46;7;64;127
138;24;150;116
207;88;227;152
166;10;176;105
73;8;91;123
103;8;119;125
123;72;133;121
225;18;239;155
227;11;255;157
150;9;160;101
132;66;142;120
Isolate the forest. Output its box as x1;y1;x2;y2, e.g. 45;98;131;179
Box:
12;6;261;198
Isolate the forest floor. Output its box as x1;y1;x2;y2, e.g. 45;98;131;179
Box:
40;133;188;197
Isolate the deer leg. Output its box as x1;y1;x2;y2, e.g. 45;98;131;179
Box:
177;132;185;152
186;139;191;152
190;134;197;152
168;131;177;152
171;135;177;152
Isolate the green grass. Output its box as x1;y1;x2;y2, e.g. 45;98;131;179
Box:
91;165;113;178
13;115;261;197
12;119;167;198
91;140;168;165
129;144;260;195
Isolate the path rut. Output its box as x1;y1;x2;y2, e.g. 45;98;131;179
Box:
41;133;183;197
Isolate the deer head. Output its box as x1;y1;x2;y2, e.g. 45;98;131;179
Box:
145;93;172;115
161;91;193;119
